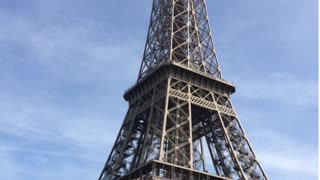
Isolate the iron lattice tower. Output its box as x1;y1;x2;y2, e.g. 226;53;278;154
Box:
99;0;268;179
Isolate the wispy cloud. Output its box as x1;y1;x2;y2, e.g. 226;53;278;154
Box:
0;4;141;179
249;129;318;178
0;89;121;179
0;151;17;180
232;72;317;108
0;10;142;85
0;0;316;180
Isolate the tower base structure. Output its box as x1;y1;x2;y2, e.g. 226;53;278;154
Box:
100;63;267;180
119;160;230;180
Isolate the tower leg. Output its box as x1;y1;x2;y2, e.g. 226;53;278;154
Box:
159;78;194;168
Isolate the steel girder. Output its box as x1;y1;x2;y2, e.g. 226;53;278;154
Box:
99;75;267;180
118;160;231;180
99;0;268;179
168;78;268;179
138;0;222;82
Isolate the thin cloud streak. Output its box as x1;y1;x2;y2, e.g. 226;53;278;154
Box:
250;129;318;177
0;0;316;180
0;8;142;88
0;145;101;162
233;72;317;107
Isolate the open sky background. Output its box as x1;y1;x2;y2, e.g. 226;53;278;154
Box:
0;0;318;179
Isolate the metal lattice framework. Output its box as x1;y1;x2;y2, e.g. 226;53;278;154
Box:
99;0;268;180
138;0;222;82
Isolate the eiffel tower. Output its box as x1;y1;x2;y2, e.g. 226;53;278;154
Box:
99;0;268;179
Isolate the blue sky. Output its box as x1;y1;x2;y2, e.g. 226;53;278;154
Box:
0;0;317;180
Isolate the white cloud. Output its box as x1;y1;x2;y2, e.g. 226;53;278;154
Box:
233;72;317;107
0;91;120;147
0;1;316;180
0;9;142;86
249;129;318;178
259;151;317;177
0;7;142;179
0;91;120;179
0;151;17;180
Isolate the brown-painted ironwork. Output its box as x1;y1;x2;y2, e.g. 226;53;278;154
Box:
99;1;268;179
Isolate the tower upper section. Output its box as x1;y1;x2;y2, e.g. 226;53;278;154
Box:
138;0;222;82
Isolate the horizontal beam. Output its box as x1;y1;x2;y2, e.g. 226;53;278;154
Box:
118;160;231;180
124;63;235;102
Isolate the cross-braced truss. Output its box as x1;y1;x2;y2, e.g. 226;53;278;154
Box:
99;75;267;180
99;0;268;179
138;0;222;82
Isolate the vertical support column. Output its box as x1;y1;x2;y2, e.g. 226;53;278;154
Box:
159;79;194;168
169;0;175;62
187;0;191;67
190;0;206;73
187;84;194;168
212;95;247;180
159;78;171;161
205;134;221;175
134;88;156;168
113;97;145;178
199;138;206;172
98;109;130;180
227;101;268;179
203;0;223;78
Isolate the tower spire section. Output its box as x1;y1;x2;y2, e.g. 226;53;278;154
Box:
99;0;268;180
138;0;222;82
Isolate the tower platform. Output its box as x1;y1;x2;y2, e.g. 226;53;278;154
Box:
118;160;231;180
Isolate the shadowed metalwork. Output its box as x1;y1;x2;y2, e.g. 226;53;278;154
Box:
99;0;268;180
